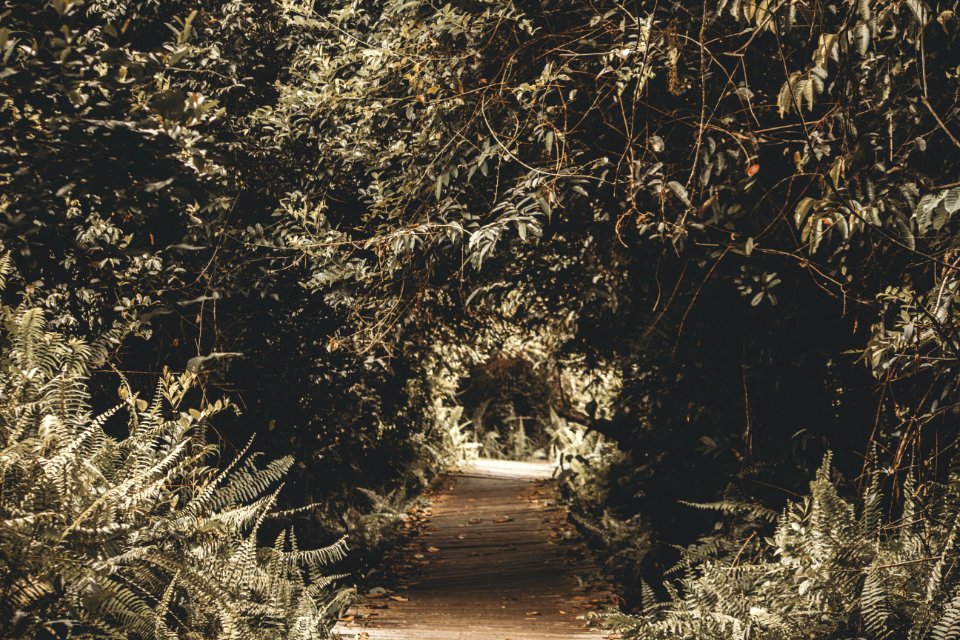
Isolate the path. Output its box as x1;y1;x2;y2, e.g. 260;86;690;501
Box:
335;458;617;640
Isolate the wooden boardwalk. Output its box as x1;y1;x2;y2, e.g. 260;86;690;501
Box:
335;459;617;640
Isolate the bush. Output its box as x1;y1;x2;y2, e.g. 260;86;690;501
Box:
0;258;350;639
610;453;960;639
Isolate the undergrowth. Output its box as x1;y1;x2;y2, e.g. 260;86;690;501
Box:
0;258;351;639
602;453;960;639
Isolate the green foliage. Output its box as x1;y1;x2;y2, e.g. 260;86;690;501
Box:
610;454;960;639
254;0;960;579
264;0;958;339
0;269;349;639
0;0;452;539
3;0;960;634
0;0;285;327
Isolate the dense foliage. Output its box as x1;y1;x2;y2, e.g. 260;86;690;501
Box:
2;0;960;636
260;0;960;607
610;453;960;639
0;257;350;638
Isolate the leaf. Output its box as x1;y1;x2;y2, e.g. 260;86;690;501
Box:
667;181;691;206
178;10;198;45
803;78;815;111
145;178;175;193
905;0;929;24
853;21;870;55
828;157;844;186
778;74;800;117
915;193;939;220
943;187;960;214
794;197;816;227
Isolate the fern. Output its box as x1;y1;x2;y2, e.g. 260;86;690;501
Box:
932;589;960;640
0;285;349;638
610;452;960;640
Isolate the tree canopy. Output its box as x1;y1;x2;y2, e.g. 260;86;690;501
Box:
2;0;960;636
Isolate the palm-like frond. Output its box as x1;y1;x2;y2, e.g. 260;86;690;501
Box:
613;452;960;639
0;297;349;639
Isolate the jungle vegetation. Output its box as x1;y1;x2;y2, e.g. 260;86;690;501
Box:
1;0;959;636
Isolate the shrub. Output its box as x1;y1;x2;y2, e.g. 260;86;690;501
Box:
611;453;960;639
0;257;350;639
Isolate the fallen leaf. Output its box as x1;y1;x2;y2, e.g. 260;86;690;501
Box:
427;546;441;553
389;595;409;602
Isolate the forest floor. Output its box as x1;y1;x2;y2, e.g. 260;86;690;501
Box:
334;458;618;640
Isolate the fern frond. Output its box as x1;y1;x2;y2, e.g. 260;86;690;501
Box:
932;588;960;640
0;297;349;638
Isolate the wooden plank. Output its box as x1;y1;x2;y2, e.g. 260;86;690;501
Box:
335;459;618;640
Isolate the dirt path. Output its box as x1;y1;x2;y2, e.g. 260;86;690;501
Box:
334;459;617;640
